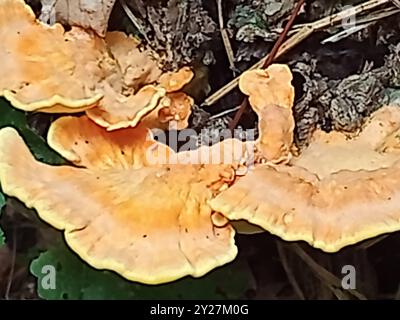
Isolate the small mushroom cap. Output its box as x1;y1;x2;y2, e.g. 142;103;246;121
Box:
0;116;238;284
210;106;400;252
239;65;294;112
158;67;194;93
141;92;194;130
239;65;295;163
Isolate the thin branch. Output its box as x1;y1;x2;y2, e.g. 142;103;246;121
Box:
357;235;389;250
392;0;400;8
395;282;400;299
290;244;367;300
5;230;17;300
321;6;400;43
321;22;374;44
276;241;305;300
208;105;241;120
216;0;237;75
309;0;390;31
120;0;151;43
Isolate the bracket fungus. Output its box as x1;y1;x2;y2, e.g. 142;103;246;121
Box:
0;115;241;284
0;0;104;112
210;65;400;253
0;0;194;131
5;0;399;281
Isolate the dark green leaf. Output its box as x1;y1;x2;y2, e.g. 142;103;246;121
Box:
229;5;267;30
0;98;65;165
30;240;252;300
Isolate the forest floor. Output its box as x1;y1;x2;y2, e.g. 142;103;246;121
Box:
1;0;400;300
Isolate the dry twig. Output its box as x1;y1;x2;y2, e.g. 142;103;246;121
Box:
277;242;305;300
216;0;237;75
5;230;17;299
120;0;151;43
290;244;367;300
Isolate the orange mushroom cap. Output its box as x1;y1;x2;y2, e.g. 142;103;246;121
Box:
158;67;194;93
0;0;103;112
239;65;294;112
85;84;166;131
143;67;194;130
0;0;193;130
100;33;195;129
210;66;400;252
211;65;400;252
0;116;239;284
239;65;295;163
141;92;194;130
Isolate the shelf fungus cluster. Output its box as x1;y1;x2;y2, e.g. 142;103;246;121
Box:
0;0;193;131
210;68;400;253
1;0;400;285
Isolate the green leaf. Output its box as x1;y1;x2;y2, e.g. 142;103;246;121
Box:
30;240;252;300
0;98;65;165
0;191;5;246
386;88;400;106
229;5;267;30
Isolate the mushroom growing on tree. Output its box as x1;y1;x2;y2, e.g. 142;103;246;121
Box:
210;65;400;253
3;0;399;283
0;115;249;284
